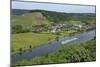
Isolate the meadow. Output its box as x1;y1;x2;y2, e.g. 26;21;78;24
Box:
12;30;77;54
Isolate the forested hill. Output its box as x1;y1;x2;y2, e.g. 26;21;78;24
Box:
30;10;95;22
12;9;30;15
12;9;95;22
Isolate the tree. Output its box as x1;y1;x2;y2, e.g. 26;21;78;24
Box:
19;48;22;52
12;25;23;33
12;49;14;52
55;36;59;41
19;48;23;55
29;45;32;49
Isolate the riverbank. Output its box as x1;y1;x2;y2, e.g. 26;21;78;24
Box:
13;39;96;66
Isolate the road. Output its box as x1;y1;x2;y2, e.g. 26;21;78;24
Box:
11;30;96;64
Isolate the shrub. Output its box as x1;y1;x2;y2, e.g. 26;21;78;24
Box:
12;25;30;33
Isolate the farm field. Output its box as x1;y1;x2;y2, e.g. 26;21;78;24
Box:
12;30;77;54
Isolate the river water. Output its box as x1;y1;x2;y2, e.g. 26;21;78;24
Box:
11;30;96;64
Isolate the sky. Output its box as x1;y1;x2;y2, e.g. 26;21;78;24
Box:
12;1;95;13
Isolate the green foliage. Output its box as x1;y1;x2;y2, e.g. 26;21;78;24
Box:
15;39;96;65
12;25;23;33
55;36;59;41
12;30;76;54
12;10;96;33
30;10;95;23
12;25;30;33
12;10;96;66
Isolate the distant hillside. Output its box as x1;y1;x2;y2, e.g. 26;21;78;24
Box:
11;9;96;32
30;10;95;22
12;9;30;15
11;10;50;30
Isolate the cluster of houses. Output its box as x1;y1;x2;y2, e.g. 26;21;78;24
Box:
32;23;83;33
47;24;67;33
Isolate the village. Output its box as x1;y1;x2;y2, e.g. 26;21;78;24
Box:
32;23;83;33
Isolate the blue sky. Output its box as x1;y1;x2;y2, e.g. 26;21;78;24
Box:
12;1;95;13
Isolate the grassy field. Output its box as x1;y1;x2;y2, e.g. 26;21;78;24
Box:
12;30;77;54
14;39;96;66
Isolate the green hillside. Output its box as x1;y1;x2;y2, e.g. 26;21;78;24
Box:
12;10;96;29
11;12;50;29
